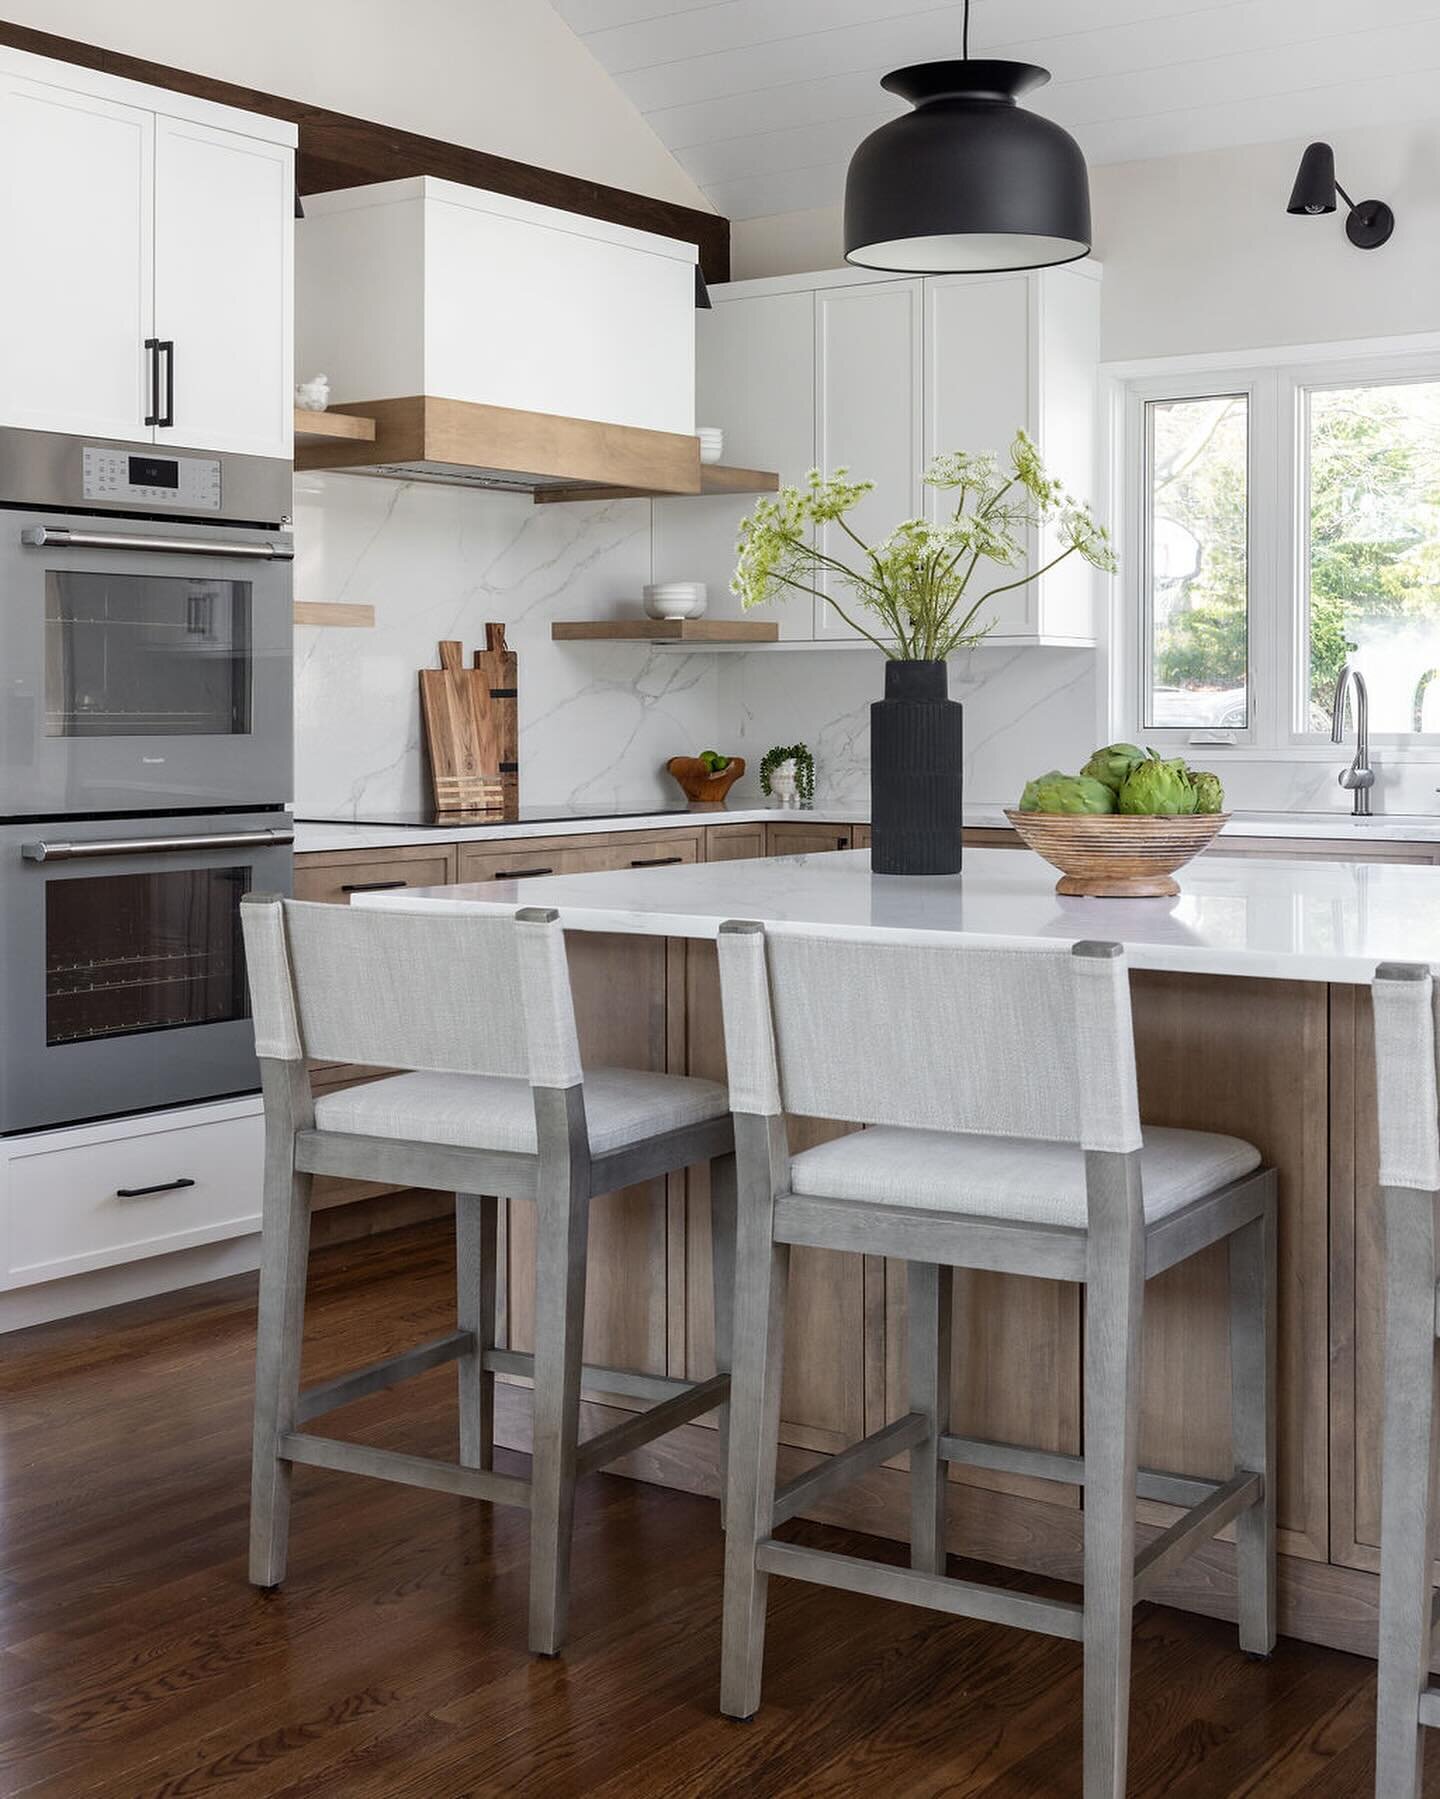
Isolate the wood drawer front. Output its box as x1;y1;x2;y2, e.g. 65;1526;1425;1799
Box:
565;834;700;875
294;848;457;906
707;823;767;861
458;833;700;884
3;1107;263;1287
767;823;852;856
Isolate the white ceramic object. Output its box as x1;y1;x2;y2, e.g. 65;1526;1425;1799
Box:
769;759;801;809
643;583;707;620
697;424;724;465
295;374;331;411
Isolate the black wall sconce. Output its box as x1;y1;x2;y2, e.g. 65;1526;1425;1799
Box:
1287;142;1393;248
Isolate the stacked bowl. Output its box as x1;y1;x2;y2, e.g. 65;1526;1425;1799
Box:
643;582;708;620
697;426;725;466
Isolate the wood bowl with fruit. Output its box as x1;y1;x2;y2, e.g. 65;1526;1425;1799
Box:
666;750;745;808
1005;745;1229;898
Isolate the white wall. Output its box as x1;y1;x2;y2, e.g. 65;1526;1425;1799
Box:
3;0;712;211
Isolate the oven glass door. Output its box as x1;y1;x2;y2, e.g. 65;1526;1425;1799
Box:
1;817;292;1134
1;517;292;815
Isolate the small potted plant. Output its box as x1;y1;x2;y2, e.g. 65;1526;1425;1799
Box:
734;433;1116;874
759;743;815;810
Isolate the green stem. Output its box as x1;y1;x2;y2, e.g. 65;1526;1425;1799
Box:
972;543;1080;611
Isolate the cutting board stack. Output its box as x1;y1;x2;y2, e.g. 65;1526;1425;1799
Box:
418;625;518;814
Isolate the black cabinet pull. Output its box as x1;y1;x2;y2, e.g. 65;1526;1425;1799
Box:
116;1177;195;1200
157;340;175;428
630;856;683;868
143;337;162;426
496;866;553;880
340;879;407;894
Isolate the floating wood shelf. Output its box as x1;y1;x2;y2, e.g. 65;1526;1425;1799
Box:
534;463;779;505
294;601;375;628
551;619;780;644
293;407;377;448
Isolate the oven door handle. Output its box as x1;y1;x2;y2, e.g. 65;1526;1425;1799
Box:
19;526;295;561
22;829;295;863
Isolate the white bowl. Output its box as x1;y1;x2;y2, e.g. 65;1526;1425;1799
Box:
643;588;708;620
644;582;706;600
697;425;724;466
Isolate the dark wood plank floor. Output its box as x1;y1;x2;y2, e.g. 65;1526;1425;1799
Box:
0;1218;1426;1796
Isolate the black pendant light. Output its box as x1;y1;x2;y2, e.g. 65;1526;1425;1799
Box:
844;0;1091;274
1286;141;1394;249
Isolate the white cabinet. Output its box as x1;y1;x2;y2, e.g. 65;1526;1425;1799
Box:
652;290;815;638
154;116;293;458
670;261;1103;647
0;74;153;442
814;280;923;640
0;47;294;458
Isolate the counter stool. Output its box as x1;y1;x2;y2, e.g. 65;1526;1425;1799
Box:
715;922;1277;1798
1372;962;1440;1797
240;895;735;1656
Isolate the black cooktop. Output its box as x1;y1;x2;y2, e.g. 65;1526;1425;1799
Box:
297;802;702;829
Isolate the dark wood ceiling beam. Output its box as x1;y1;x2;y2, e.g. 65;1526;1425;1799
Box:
0;17;729;280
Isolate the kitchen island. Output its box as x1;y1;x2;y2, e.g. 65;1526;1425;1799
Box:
355;847;1440;1666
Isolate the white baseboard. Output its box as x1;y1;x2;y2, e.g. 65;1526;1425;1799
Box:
0;1231;260;1333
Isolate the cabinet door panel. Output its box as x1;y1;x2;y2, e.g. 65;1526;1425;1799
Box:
154;115;292;458
814;282;923;640
654;290;816;639
767;824;852;856
0;77;152;441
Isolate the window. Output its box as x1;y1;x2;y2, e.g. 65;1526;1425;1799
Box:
1143;394;1249;732
1122;355;1440;754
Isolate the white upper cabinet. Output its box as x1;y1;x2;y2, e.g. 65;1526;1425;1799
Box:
674;261;1102;647
0;75;154;443
154;117;293;459
814;280;923;641
652;290;814;637
0;48;294;459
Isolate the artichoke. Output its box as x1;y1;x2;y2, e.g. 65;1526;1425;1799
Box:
1081;742;1147;795
1189;770;1225;815
1018;771;1117;815
1118;754;1198;816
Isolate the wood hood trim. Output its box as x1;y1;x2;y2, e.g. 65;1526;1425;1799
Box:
294;397;703;497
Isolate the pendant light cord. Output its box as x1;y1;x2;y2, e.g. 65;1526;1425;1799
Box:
963;0;970;58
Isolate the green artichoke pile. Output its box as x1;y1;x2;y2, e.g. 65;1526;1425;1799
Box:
1018;744;1225;817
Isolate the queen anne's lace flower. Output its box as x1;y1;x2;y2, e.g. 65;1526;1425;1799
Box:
732;431;1115;658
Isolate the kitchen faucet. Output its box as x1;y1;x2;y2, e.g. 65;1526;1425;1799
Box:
1330;663;1374;816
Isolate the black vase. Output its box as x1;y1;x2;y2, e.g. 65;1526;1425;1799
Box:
869;659;963;875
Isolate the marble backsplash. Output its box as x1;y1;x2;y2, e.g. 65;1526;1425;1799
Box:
292;472;721;815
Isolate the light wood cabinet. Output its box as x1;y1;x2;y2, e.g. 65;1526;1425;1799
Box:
767;822;853;856
706;823;767;861
293;844;457;907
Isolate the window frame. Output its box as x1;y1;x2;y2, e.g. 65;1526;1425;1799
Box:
1112;342;1440;763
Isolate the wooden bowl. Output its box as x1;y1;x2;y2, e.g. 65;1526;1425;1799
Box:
1003;810;1230;898
666;755;746;809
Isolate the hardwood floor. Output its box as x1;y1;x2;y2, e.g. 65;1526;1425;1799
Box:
0;1218;1428;1796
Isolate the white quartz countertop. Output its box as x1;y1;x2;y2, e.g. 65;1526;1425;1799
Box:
294;805;1440;855
351;846;1440;984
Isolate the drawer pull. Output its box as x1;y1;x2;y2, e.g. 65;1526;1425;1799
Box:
630;856;683;868
340;879;408;894
496;867;553;880
115;1177;196;1200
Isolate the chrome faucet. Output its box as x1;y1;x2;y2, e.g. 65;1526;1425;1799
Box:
1330;663;1374;816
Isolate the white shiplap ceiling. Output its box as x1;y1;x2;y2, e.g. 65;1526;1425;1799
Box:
549;0;1440;220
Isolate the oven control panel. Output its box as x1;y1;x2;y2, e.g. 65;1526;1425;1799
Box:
82;446;222;511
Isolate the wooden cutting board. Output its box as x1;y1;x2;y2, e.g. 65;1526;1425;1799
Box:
419;640;504;812
472;623;519;811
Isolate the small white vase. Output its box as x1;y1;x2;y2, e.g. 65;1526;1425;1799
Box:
769;760;801;809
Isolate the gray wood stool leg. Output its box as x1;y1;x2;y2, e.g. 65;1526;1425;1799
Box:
457;1192;499;1471
249;1129;313;1589
528;1089;591;1657
1082;1151;1145;1799
710;1152;738;1523
1228;1180;1277;1656
1376;1183;1440;1799
908;1261;953;1575
720;1114;791;1720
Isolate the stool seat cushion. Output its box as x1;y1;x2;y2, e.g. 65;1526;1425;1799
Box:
312;1067;729;1157
787;1125;1261;1228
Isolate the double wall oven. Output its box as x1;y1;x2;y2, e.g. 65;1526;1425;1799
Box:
0;429;294;1134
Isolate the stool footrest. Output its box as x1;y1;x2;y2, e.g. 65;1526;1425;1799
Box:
1417;1685;1440;1729
939;1432;1234;1509
754;1539;1084;1642
575;1373;731;1477
296;1330;474;1424
278;1431;531;1508
773;1413;930;1528
1132;1470;1263;1600
482;1348;693;1405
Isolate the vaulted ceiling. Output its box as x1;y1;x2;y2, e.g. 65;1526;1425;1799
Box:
551;0;1440;221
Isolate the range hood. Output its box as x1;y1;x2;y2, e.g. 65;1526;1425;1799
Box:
293;396;704;498
295;178;703;498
